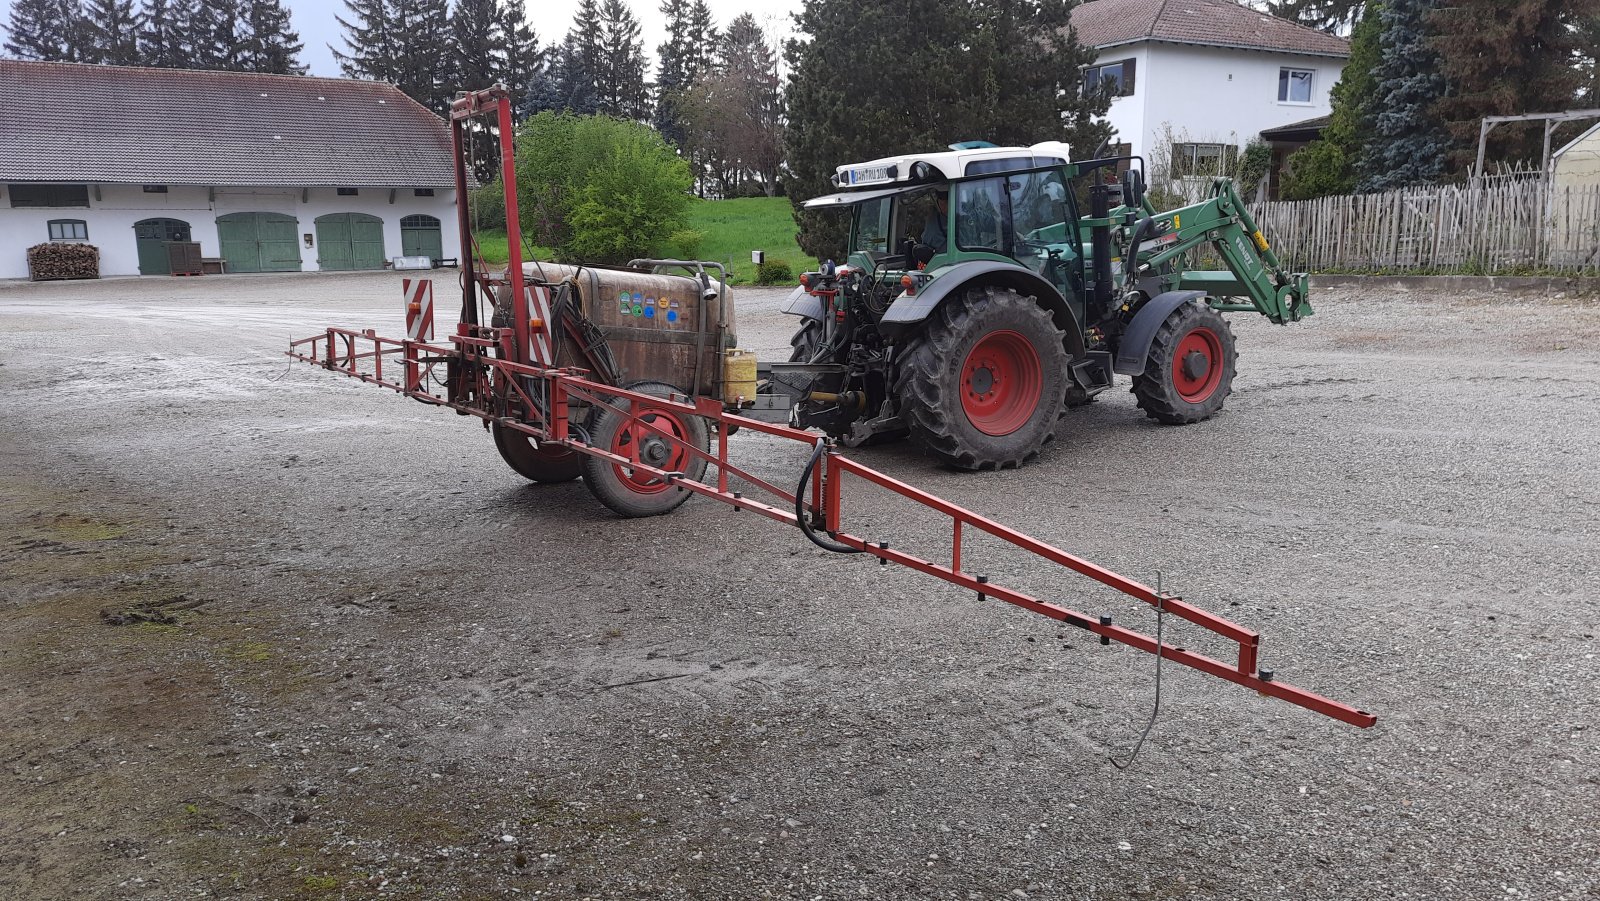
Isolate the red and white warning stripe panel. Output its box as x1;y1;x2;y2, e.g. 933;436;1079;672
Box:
403;278;434;342
526;284;554;366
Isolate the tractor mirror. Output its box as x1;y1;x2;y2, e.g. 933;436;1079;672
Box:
1121;170;1147;208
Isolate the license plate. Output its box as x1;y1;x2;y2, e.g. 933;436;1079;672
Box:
848;166;890;185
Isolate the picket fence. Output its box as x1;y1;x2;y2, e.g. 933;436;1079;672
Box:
1245;182;1600;274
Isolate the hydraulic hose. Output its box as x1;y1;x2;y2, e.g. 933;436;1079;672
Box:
794;441;861;555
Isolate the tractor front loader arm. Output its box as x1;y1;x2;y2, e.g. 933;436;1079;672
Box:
1133;178;1311;325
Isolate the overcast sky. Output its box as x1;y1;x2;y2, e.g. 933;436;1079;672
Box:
0;0;803;77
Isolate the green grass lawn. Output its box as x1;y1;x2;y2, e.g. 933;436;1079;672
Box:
467;197;817;285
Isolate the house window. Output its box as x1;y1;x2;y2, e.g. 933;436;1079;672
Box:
1083;58;1136;98
48;219;89;240
1172;143;1237;177
1279;68;1314;103
337;187;359;196
9;184;90;208
142;185;169;193
414;188;435;197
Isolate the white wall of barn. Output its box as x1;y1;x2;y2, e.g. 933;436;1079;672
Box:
0;183;460;279
1092;42;1342;164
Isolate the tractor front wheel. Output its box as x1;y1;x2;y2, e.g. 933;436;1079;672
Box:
1131;300;1237;424
580;381;709;517
492;423;582;483
895;286;1069;471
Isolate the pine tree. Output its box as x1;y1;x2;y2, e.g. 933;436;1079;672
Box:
1360;0;1449;189
80;0;139;64
136;0;197;67
499;1;543;118
653;0;694;142
1280;2;1382;198
785;0;1109;259
1430;0;1599;174
4;0;85;61
335;0;398;83
683;0;714;82
535;0;601;114
1577;14;1600;107
594;0;648;120
1265;0;1367;33
239;0;305;74
451;0;502;93
389;0;454;112
189;0;243;69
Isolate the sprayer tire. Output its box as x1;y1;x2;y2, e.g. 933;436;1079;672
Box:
1131;300;1237;424
492;423;582;483
894;286;1068;471
581;381;709;517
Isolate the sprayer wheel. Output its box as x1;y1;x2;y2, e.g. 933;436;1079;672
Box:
580;381;709;517
894;286;1068;471
1131;300;1237;424
492;423;582;483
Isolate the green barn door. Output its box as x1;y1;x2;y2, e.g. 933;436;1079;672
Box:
315;213;385;271
217;212;302;273
401;214;444;263
133;218;191;275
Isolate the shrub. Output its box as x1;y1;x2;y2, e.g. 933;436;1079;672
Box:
516;112;692;265
467;180;507;230
755;258;793;285
669;228;706;260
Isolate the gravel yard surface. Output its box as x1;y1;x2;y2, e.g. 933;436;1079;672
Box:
0;271;1595;900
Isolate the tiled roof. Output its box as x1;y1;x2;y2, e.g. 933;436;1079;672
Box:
0;61;454;187
1071;0;1350;57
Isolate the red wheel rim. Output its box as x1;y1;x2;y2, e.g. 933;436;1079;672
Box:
960;330;1043;437
1172;326;1224;403
610;408;690;495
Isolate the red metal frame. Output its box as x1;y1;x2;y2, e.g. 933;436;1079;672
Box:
285;324;1375;730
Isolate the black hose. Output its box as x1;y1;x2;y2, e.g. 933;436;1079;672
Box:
794;442;861;555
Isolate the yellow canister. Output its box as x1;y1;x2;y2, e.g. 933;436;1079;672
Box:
722;350;758;406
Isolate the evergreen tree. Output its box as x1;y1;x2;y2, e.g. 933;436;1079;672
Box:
594;0;648;120
80;0;139;64
335;0;399;83
683;0;714;81
1265;0;1367;33
1429;0;1598;175
4;0;84;61
1361;0;1449;189
389;0;454;112
535;0;601;114
785;0;1109;259
653;0;695;142
451;0;502;93
1280;2;1382;198
239;0;305;74
190;0;243;69
1577;14;1600;106
499;0;543;117
136;0;197;67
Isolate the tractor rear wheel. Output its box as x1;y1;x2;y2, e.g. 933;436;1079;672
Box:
895;286;1068;471
1131;300;1237;424
492;423;582;483
580;381;709;517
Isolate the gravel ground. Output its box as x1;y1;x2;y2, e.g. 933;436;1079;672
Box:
0;271;1595;900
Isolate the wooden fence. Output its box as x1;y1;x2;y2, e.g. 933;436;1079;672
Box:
1247;182;1600;274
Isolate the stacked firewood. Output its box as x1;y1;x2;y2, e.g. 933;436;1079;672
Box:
27;242;100;281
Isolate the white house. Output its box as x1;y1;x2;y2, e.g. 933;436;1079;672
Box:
0;60;461;280
1070;0;1349;187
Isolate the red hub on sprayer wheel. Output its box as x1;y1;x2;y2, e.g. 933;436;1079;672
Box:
610;409;692;495
960;330;1043;437
1171;327;1225;403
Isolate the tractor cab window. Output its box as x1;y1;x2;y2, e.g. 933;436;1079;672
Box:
851;196;892;254
1008;169;1072;251
953;178;1006;253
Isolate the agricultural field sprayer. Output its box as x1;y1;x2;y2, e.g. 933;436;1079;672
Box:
287;87;1375;735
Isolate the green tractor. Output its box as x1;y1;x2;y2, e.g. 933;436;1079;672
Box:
762;141;1311;470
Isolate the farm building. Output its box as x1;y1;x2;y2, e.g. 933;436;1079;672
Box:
0;60;459;280
1552;121;1600;192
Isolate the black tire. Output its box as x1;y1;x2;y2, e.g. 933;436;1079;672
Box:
492;423;583;483
789;319;824;362
894;286;1069;471
1131;300;1237;424
580;381;709;517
